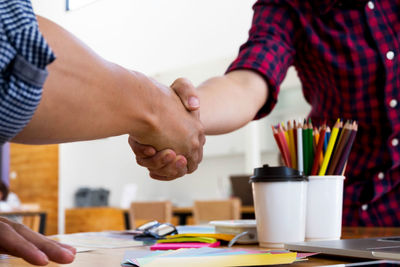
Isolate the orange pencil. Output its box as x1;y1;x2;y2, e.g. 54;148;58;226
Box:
311;125;326;175
313;127;319;154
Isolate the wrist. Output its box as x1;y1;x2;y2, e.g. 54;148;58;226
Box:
121;70;162;143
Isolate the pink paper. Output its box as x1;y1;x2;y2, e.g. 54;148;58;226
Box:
150;241;220;250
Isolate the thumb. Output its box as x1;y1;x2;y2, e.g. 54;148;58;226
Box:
171;78;200;111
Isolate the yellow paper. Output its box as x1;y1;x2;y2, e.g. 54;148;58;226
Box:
142;252;297;267
158;236;217;243
165;233;235;241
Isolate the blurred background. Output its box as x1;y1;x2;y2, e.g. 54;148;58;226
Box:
1;0;310;235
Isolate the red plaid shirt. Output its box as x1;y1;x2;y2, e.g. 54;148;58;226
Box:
228;0;400;226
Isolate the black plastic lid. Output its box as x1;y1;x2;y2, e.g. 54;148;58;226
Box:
250;164;307;183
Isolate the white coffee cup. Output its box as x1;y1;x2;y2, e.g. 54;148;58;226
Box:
305;175;345;241
251;165;308;248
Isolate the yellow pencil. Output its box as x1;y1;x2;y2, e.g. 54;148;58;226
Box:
282;123;290;144
288;121;297;169
318;119;341;176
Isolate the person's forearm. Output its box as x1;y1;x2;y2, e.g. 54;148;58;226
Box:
13;16;157;144
197;70;268;135
13;16;204;172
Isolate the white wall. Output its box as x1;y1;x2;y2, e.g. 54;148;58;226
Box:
31;0;310;233
32;0;253;74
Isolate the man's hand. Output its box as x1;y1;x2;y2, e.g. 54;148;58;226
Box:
129;78;202;180
0;217;76;266
130;78;204;179
129;137;187;180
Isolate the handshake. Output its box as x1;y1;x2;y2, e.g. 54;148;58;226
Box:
128;77;206;181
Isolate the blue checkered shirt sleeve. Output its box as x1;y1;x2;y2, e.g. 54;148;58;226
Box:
0;0;55;144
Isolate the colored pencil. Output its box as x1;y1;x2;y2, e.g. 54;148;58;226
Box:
293;120;298;158
282;123;289;146
311;125;326;175
334;121;358;175
271;125;285;164
297;121;303;173
323;127;331;153
319;119;341;176
288;121;297;169
278;124;292;167
307;119;314;175
302;120;309;175
313;128;319;155
327;121;351;175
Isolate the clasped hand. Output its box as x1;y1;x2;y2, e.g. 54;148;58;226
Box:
129;78;204;180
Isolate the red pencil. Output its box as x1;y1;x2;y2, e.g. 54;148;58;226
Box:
271;125;286;165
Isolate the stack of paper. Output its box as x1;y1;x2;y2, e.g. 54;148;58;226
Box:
51;232;143;252
121;247;299;267
148;225;237;251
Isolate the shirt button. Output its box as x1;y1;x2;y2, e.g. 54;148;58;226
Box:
378;172;385;180
367;1;375;9
361;204;368;211
392;138;399;147
389;99;398;108
386;51;395;60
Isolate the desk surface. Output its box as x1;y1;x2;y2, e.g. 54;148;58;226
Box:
1;227;400;266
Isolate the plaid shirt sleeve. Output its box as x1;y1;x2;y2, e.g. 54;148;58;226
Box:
0;0;55;144
226;0;298;119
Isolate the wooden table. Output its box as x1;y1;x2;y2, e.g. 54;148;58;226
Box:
1;227;400;266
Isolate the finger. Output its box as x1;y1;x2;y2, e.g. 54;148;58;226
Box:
149;156;188;180
10;222;75;264
0;221;49;266
136;149;177;170
128;136;156;158
58;242;77;255
170;78;200;111
149;173;175;181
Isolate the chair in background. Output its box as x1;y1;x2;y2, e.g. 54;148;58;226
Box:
129;201;172;229
0;203;47;234
193;198;242;225
65;207;125;234
20;203;43;234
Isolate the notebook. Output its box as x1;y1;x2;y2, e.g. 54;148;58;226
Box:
284;237;400;260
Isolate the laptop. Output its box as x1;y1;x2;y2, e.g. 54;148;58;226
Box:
284;237;400;260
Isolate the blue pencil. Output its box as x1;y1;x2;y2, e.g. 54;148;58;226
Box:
323;127;331;153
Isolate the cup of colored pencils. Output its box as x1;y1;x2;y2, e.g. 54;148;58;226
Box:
271;118;358;241
271;118;358;176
